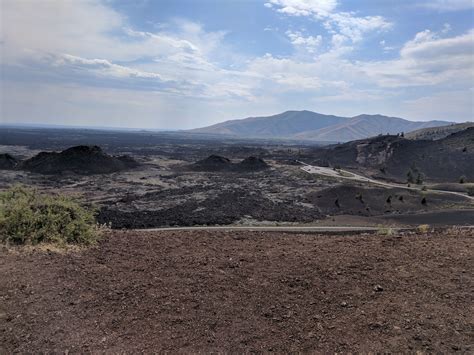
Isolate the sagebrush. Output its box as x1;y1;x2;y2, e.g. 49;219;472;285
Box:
0;186;100;245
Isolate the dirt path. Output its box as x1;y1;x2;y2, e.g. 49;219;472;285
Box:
298;161;474;201
1;229;473;353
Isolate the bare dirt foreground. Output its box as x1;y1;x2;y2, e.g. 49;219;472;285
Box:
1;229;473;353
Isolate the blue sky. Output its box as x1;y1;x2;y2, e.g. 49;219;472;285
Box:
1;0;473;129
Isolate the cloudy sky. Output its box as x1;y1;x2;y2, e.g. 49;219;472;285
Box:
1;0;473;129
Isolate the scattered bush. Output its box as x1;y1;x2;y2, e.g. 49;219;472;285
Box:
416;173;424;185
467;186;474;196
459;176;466;184
377;227;394;236
0;186;101;246
417;224;430;234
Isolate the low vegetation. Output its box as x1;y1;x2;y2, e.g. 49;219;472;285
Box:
467;186;474;197
0;186;100;246
417;224;430;234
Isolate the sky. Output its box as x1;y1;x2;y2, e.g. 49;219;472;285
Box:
1;0;473;129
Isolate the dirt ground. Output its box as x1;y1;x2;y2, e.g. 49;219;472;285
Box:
1;229;473;353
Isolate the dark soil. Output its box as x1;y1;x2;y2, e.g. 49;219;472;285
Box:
1;229;472;353
20;145;138;175
305;184;467;217
383;209;474;225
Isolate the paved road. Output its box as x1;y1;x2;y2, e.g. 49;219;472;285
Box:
298;161;474;201
135;225;474;232
139;225;395;232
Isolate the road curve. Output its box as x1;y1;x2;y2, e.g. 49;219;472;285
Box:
297;161;474;202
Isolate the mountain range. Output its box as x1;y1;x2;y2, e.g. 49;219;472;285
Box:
189;110;452;142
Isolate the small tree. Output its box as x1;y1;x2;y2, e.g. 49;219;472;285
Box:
407;170;415;184
459;176;466;184
416;173;424;185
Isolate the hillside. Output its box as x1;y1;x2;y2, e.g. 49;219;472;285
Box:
406;122;474;140
21;145;138;175
0;154;18;170
190;111;451;142
307;127;474;182
190;110;347;138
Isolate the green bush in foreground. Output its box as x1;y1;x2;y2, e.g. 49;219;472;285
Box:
0;186;100;245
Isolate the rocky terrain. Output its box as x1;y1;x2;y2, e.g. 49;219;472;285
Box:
0;154;18;170
1;228;472;353
19;145;138;175
0;126;473;354
307;128;474;183
0;127;472;229
190;155;269;172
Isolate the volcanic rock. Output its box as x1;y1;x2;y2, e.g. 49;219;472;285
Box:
191;155;232;171
20;145;138;175
237;156;269;171
0;154;18;170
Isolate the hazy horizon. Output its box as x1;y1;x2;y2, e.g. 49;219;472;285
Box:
0;109;468;132
1;0;473;129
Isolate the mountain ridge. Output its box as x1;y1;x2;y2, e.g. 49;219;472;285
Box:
190;110;453;142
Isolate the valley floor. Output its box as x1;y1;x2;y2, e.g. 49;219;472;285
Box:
1;229;472;353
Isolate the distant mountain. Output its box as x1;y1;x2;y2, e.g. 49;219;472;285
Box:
190;111;347;138
190;110;452;142
406;122;474;140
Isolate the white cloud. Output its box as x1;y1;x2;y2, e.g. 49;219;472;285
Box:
266;0;338;17
0;0;259;102
360;29;474;87
265;0;391;44
285;30;322;53
1;0;472;127
442;23;452;33
379;39;395;51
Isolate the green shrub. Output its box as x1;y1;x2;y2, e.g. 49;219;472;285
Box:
0;186;100;245
417;224;430;234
